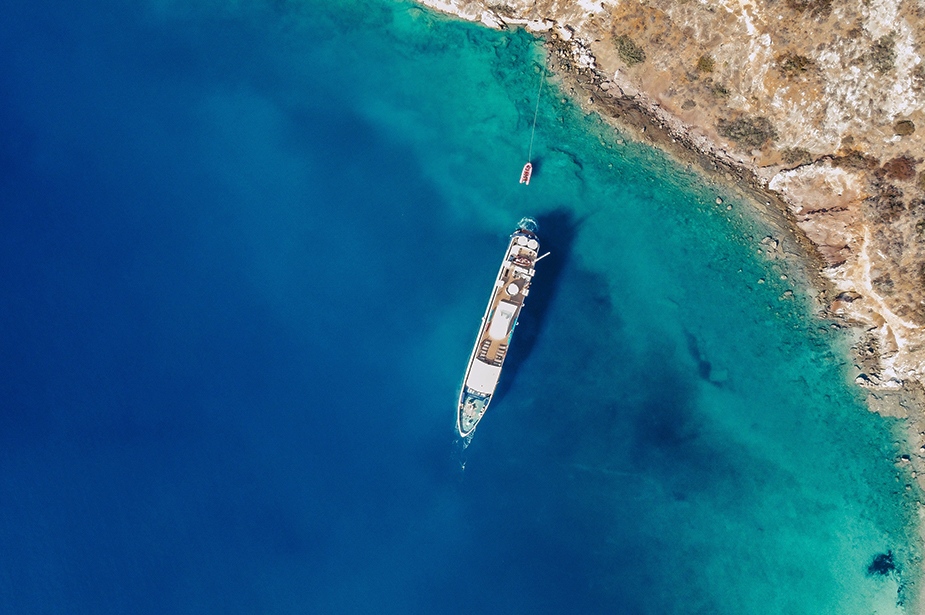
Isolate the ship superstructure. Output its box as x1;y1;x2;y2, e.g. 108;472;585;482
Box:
457;218;541;437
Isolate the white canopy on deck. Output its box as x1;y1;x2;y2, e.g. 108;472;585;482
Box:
466;360;502;395
488;301;517;340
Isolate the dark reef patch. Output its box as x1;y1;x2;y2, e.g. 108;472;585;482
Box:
684;329;713;382
867;550;896;576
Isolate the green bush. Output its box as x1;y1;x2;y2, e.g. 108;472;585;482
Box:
717;116;777;148
614;35;646;66
869;34;896;73
696;55;714;73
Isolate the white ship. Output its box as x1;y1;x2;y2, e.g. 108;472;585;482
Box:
457;218;541;437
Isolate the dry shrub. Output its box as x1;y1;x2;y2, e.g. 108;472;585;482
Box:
894;120;915;136
869;34;897;73
717;116;777;148
865;182;905;223
696;55;714;73
782;148;812;165
834;150;879;170
785;0;833;18
883;156;918;181
707;80;729;98
777;53;815;77
913;65;925;92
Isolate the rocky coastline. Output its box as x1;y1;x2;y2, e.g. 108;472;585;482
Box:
417;0;925;488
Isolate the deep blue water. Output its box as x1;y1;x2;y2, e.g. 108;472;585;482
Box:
1;0;921;613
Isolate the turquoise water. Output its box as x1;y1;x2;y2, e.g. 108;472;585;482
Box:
0;0;920;612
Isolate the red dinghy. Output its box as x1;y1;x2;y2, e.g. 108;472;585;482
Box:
519;162;533;185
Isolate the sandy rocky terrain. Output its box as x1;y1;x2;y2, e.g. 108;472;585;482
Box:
419;0;925;465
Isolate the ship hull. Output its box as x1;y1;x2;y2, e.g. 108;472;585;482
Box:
457;218;540;437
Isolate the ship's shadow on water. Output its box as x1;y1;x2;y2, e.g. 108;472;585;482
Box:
492;209;580;405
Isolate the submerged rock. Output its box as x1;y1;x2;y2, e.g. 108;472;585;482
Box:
867;551;896;576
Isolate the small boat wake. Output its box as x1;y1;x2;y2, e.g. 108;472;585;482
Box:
457;431;473;452
453;433;473;473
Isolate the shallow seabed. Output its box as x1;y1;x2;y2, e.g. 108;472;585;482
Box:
0;0;920;613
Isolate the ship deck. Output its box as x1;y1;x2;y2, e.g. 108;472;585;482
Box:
457;225;541;436
471;237;538;376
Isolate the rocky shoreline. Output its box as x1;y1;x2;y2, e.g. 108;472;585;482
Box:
420;0;925;422
541;30;925;456
418;0;925;602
